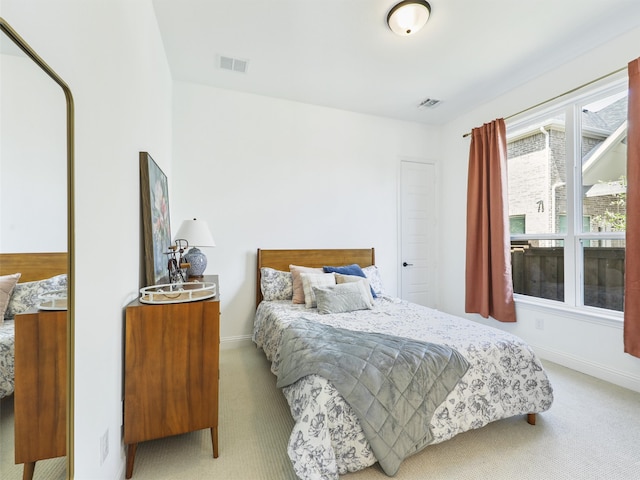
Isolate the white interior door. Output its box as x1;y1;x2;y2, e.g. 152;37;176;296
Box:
399;160;437;307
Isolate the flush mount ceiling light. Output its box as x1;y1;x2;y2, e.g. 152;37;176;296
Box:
387;0;431;36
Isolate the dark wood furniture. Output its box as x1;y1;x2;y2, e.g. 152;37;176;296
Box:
124;276;220;478
0;252;67;281
14;309;67;480
1;252;68;480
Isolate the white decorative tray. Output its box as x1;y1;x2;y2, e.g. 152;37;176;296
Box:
139;281;216;304
38;289;68;311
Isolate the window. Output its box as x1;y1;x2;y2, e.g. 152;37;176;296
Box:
509;215;526;234
507;79;627;312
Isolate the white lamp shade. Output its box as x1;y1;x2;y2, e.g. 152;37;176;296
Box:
387;1;431;36
174;218;216;247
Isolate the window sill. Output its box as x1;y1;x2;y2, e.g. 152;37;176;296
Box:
513;294;623;329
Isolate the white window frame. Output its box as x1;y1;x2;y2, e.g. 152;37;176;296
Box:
507;73;627;321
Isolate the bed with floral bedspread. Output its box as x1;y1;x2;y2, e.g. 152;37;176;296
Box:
0;320;16;398
253;295;554;480
252;249;553;479
0;273;67;399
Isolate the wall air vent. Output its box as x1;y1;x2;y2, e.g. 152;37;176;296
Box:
417;98;441;109
219;55;249;74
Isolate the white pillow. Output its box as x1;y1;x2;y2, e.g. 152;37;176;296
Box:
300;272;336;308
313;282;374;314
290;265;323;304
335;273;374;304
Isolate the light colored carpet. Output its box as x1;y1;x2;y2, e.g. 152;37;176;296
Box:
0;395;66;480
2;344;640;480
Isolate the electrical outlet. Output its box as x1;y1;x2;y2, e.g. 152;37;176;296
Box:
535;318;545;330
100;429;109;465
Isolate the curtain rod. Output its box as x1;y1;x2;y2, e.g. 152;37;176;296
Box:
462;65;628;138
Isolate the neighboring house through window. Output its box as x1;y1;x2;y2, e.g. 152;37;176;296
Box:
506;78;627;313
509;215;526;234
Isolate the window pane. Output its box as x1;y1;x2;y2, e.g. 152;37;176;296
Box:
509;215;525;234
557;215;590;234
507;112;566;235
511;239;564;301
581;91;628;233
582;239;625;311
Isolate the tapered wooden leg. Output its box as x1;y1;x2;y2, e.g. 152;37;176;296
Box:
126;443;138;479
22;461;35;480
211;426;218;458
527;413;536;425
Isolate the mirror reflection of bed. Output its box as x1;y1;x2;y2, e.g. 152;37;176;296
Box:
0;17;73;480
0;253;68;479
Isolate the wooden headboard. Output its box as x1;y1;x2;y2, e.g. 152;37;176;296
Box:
0;252;68;282
256;248;375;307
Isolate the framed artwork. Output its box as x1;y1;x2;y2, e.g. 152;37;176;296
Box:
140;152;171;286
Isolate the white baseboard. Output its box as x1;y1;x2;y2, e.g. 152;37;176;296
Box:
532;343;640;393
220;334;253;350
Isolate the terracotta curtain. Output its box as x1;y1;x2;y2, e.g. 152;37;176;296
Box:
465;119;516;322
624;58;640;358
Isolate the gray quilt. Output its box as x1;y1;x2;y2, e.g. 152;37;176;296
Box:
276;318;470;476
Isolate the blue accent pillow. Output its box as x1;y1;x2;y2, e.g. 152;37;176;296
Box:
323;264;377;298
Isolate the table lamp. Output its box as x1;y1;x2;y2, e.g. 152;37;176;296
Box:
174;218;216;277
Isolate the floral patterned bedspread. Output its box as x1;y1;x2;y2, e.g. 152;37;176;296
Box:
0;319;15;398
253;296;554;480
0;274;67;399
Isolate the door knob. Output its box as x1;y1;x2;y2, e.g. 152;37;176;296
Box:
402;262;413;267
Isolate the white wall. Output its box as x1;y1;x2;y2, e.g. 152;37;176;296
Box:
1;52;67;251
0;1;173;479
171;82;439;344
3;3;636;479
440;26;640;393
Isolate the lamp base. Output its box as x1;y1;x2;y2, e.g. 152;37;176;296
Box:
184;247;207;277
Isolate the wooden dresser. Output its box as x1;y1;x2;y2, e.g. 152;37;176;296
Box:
14;309;67;480
124;276;220;478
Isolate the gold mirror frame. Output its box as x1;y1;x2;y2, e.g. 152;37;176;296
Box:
0;18;75;479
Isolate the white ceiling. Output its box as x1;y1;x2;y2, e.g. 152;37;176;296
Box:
152;0;640;125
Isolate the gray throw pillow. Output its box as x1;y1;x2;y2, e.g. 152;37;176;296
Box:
313;281;374;314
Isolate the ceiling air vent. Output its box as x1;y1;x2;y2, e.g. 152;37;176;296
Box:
417;98;441;109
219;55;249;74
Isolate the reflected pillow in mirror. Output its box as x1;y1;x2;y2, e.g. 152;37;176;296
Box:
0;273;21;324
5;274;67;319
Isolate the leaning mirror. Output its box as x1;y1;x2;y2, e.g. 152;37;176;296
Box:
0;18;74;480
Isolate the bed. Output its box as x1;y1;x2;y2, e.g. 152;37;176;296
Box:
0;252;68;399
252;248;554;480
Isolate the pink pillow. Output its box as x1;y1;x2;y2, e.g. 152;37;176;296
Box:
0;273;21;324
289;265;323;304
